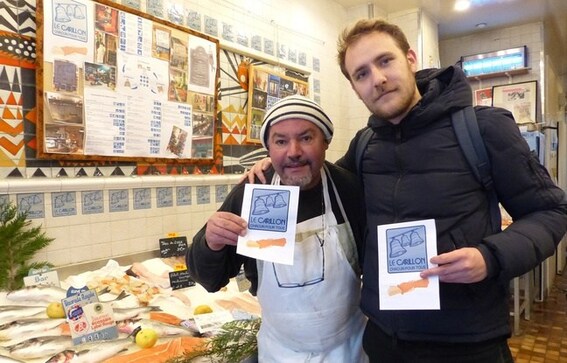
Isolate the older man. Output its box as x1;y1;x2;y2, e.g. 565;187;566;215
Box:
187;95;368;362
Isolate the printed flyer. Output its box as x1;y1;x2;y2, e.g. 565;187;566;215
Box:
377;219;440;310
237;184;299;265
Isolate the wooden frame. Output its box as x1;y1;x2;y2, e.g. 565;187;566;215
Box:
36;0;219;163
246;64;309;143
492;81;538;125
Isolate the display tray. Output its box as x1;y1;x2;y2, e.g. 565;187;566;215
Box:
0;257;260;362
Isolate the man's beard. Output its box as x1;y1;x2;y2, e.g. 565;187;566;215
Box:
280;170;313;189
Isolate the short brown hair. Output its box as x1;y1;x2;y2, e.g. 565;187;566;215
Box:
337;19;411;80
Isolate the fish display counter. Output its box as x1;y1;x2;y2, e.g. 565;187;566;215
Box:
0;257;261;363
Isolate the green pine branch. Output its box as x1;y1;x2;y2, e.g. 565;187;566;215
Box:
0;202;55;291
166;318;261;363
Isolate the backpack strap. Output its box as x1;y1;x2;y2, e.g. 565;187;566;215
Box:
355;127;374;179
451;106;501;233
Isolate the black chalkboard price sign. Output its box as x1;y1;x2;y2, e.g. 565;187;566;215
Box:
159;236;188;258
169;270;195;290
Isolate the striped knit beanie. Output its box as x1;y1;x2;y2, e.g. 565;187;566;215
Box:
260;95;334;149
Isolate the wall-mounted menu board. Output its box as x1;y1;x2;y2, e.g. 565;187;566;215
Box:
36;0;219;161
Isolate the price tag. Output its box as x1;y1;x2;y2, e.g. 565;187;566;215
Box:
62;289;118;345
23;270;60;288
159;236;188;258
193;310;233;333
169;269;195;290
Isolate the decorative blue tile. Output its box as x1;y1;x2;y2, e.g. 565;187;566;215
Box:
186;10;201;31
133;188;151;210
215;184;228;203
82;190;104;214
313;57;320;72
204;15;217;37
157;187;173;208
146;0;164;18
176;186;191;206
17;192;44;218
196;185;210;205
109;189;129;212
122;0;141;10
52;191;77;217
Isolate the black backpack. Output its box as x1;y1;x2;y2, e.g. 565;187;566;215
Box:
355;106;501;233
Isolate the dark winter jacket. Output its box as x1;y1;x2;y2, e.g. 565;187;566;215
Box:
186;161;366;296
337;66;567;343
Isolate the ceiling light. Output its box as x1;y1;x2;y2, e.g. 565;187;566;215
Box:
454;0;471;11
476;22;487;28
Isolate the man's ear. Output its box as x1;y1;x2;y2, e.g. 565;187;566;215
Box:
407;49;418;72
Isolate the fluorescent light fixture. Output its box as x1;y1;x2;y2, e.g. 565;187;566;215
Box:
454;0;471;11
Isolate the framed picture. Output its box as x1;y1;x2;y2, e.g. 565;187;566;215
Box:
492;81;538;125
474;88;492;106
246;64;309;143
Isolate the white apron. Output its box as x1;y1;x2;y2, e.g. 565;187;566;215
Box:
257;166;368;363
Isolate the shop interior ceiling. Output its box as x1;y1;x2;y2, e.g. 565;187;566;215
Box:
335;0;567;93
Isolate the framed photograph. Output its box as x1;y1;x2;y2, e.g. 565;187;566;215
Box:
492;81;538;125
474;88;492;106
246;65;309;143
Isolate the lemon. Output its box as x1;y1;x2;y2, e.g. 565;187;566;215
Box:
135;328;159;349
46;302;66;319
193;304;213;315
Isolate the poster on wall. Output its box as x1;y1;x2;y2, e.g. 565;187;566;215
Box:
38;0;219;160
474;88;492;106
491;81;537;125
246;65;309;143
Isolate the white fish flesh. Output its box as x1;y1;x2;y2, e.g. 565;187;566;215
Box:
0;305;47;325
112;306;161;322
8;336;74;359
44;338;133;363
0;318;66;341
5;286;67;303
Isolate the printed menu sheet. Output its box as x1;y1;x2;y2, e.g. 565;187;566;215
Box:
377;219;440;310
237;184;299;265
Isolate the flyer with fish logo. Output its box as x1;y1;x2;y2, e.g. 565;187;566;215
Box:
237;184;299;265
377;219;440;310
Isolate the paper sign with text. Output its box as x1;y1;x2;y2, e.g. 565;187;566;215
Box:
378;219;440;310
237;184;299;265
62;289;118;345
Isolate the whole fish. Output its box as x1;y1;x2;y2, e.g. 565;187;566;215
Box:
0;305;47;325
0;318;66;341
112;305;161;322
117;318;198;337
0;325;65;347
44;338;133;363
8;336;74;359
5;286;67;303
